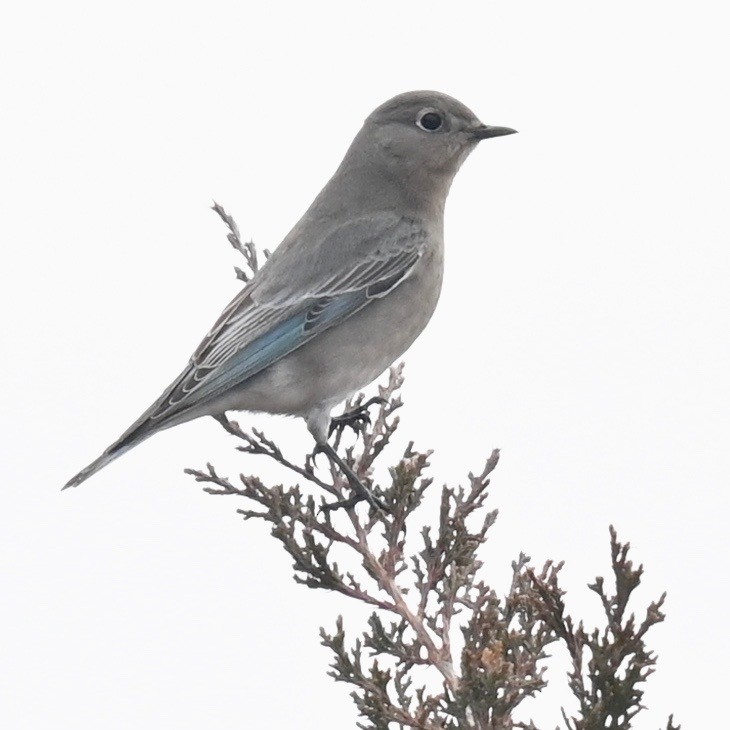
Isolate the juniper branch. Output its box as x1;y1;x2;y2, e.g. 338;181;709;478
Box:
187;203;679;729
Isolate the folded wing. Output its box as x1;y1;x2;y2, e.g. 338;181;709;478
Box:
124;215;427;441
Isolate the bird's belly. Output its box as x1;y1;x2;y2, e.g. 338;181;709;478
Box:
220;252;443;417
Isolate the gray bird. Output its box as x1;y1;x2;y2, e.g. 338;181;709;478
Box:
63;90;516;507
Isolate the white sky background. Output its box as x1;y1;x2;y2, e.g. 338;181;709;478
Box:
1;1;728;727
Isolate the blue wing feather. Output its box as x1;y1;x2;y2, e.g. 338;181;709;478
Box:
184;290;367;406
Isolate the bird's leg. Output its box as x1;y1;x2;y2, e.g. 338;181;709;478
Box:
317;442;388;513
306;406;387;513
328;396;387;440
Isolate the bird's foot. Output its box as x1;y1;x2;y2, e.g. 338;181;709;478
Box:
312;441;388;514
306;442;327;472
320;484;388;514
320;493;365;512
328;397;387;440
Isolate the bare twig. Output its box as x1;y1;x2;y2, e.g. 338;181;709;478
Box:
211;200;269;282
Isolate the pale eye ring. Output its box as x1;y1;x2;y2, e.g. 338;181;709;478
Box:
416;110;443;132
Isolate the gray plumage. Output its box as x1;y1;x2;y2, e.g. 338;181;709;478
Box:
64;90;515;491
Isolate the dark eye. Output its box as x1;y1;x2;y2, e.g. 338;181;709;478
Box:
417;111;443;132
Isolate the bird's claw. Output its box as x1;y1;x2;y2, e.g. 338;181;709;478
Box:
320;489;389;514
320;494;363;513
328;397;387;439
308;442;326;468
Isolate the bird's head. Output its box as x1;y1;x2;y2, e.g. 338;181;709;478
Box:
357;90;516;188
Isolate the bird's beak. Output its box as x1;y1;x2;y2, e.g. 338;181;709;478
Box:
471;124;518;140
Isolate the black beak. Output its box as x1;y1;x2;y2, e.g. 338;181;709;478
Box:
472;124;518;140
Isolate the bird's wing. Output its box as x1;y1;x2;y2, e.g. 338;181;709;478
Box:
140;215;428;427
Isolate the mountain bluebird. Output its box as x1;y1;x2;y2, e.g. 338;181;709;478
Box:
64;90;516;507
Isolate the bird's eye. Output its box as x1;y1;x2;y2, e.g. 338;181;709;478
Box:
417;111;443;132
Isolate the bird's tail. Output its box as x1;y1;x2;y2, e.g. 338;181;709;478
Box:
61;419;157;491
62;363;201;491
61;444;133;490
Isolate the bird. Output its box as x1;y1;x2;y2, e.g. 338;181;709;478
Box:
63;90;516;507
